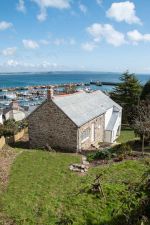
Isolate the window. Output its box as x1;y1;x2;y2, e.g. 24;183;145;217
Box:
81;128;90;143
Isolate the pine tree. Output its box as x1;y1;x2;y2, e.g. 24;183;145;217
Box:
140;80;150;100
110;71;142;123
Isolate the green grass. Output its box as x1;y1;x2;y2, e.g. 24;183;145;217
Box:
0;150;148;225
117;127;137;143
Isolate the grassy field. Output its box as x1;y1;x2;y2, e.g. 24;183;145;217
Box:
0;149;148;225
117;126;138;143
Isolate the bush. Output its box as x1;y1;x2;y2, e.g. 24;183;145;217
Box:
87;149;112;162
117;143;133;156
87;144;133;162
0;119;28;137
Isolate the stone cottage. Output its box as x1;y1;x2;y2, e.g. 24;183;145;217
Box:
28;89;122;152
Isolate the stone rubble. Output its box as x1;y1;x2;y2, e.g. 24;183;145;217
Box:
69;156;89;173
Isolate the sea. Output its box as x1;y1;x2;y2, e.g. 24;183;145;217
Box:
0;72;150;91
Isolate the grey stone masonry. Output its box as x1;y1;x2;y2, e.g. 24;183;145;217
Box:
78;115;105;151
28;100;78;152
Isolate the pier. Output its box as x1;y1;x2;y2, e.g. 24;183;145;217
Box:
0;81;119;93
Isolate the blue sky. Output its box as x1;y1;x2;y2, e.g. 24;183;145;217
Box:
0;0;150;73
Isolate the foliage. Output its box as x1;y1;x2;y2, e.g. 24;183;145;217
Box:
87;143;133;162
132;100;150;154
0;150;148;225
140;80;150;100
110;167;150;225
87;149;112;162
110;71;142;123
0;119;28;137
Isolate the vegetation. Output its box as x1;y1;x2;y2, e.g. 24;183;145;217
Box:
110;71;142;123
0;150;149;225
132;101;150;154
140;80;150;100
0;119;28;137
116;126;137;143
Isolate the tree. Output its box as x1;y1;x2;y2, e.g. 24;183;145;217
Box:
132;100;150;154
140;80;150;100
110;71;142;123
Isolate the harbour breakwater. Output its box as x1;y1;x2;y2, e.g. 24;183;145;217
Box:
0;81;119;92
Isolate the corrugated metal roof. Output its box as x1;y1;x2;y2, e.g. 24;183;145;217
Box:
106;111;119;131
53;90;121;127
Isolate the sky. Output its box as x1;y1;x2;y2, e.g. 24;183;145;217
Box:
0;0;150;73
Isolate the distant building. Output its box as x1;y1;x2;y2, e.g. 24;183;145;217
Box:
3;100;26;122
28;89;122;152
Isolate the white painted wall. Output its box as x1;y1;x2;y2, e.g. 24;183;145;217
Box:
105;107;113;129
104;130;112;143
5;110;25;121
104;108;122;143
111;111;122;143
0;114;3;124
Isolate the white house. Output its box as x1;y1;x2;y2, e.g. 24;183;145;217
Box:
3;101;26;122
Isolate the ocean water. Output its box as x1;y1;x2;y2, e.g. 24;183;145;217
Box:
0;72;149;91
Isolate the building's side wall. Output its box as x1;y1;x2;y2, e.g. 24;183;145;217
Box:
0;114;3;124
104;107;113;129
5;110;25;121
13;110;25;121
111;109;122;143
78;114;105;151
28;100;78;152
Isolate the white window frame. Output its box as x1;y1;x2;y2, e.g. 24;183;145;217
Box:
81;128;90;143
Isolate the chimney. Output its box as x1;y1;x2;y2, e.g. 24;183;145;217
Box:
10;100;19;110
47;87;54;101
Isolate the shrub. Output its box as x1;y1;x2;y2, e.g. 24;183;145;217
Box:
118;143;133;156
87;149;111;162
87;143;133;162
0;119;28;137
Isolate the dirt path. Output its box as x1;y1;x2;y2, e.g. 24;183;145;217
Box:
0;145;22;225
0;145;22;190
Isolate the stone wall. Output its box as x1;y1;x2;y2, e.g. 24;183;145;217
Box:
14;129;26;142
78;114;105;151
0;136;5;149
28;100;78;152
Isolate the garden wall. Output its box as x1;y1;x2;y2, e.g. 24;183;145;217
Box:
4;128;27;145
0;136;6;149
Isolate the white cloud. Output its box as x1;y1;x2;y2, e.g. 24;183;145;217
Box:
81;42;96;51
96;0;103;6
40;39;50;45
6;59;19;67
53;38;65;46
16;0;26;13
0;60;67;72
37;8;47;21
23;39;39;49
0;21;13;31
79;3;87;14
32;0;71;21
2;47;17;56
87;23;126;47
106;1;142;25
127;30;150;44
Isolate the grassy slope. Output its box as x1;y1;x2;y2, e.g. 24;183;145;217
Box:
1;150;148;225
117;128;137;143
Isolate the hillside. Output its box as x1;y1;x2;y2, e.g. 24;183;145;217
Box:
0;149;149;225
